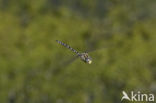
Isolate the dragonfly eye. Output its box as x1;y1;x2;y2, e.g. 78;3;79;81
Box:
86;58;92;64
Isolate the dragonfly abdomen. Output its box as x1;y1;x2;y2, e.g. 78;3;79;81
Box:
56;40;80;55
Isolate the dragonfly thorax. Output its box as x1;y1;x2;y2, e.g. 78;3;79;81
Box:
79;53;92;64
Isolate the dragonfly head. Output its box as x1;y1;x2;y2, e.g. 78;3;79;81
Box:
86;58;92;64
85;53;92;64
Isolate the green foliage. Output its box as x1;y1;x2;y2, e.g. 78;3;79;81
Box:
0;0;156;103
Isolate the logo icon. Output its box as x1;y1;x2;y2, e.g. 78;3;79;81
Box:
121;91;131;101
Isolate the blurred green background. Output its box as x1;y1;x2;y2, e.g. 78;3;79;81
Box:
0;0;156;103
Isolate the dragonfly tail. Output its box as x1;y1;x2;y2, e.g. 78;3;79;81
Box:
56;40;80;55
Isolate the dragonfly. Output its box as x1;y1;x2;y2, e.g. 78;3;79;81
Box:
56;40;92;64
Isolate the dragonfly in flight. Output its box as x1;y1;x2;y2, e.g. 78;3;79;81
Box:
56;40;92;64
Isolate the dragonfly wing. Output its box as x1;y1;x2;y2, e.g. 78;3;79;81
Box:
52;55;79;75
85;46;108;53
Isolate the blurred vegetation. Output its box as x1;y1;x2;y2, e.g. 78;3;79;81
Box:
0;0;156;103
